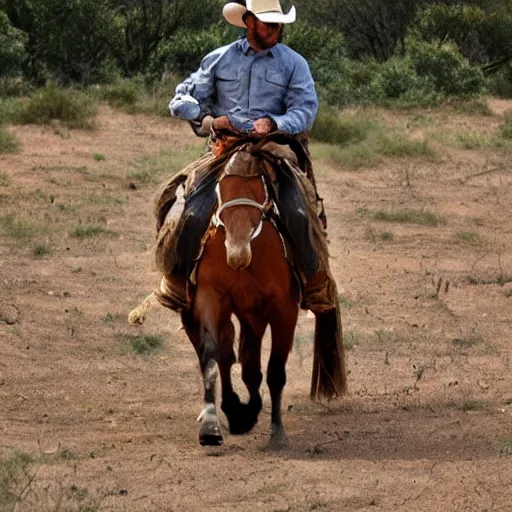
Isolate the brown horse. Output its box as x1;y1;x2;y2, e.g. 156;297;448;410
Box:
180;143;346;449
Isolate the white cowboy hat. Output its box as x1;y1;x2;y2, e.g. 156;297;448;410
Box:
223;0;296;28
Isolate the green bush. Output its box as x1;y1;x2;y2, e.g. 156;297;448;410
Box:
26;0;124;84
310;105;377;145
489;63;512;99
0;77;34;97
0;11;28;78
500;112;512;140
370;58;427;99
94;79;142;108
0;98;25;124
152;24;233;75
0;127;19;154
285;21;346;66
20;83;97;128
407;38;485;96
412;4;487;64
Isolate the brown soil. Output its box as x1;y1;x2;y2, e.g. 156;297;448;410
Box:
1;103;512;511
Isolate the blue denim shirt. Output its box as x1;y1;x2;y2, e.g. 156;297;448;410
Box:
169;39;318;134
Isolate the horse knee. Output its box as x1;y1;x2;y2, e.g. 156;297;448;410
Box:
242;366;263;389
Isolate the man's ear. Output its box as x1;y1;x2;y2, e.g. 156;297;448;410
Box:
243;12;256;28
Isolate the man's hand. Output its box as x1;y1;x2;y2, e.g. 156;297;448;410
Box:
252;117;276;135
212;115;233;131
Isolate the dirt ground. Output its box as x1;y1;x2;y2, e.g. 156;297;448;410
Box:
1;101;512;512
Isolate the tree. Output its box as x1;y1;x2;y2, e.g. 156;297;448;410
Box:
0;9;28;77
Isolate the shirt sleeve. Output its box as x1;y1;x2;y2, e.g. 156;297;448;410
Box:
169;46;229;121
269;55;319;134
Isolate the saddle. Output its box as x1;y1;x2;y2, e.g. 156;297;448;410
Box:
152;132;332;312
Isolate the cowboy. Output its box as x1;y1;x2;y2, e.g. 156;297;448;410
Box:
169;0;319;139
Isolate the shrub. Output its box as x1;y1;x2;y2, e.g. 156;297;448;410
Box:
406;38;485;96
0;77;34;97
310;105;376;145
0;98;25;124
152;24;233;75
412;4;487;64
285;21;346;66
0;11;28;78
94;79;142;108
0;128;19;154
20;83;97;129
499;112;512;140
489;63;512;99
123;334;164;354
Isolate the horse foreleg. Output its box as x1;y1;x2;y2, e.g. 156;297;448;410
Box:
222;316;266;434
181;311;222;445
267;306;298;450
196;323;223;446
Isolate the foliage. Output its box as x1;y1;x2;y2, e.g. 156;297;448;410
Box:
293;0;428;61
310;105;377;145
151;23;233;75
123;334;164;354
406;38;485;96
94;79;142;109
0;97;25;123
489;62;512;98
285;21;346;66
359;208;446;226
70;224;108;238
311;112;435;170
0;76;33;97
0;10;28;77
19;83;97;128
117;0;224;75
0;450;33;508
412;3;512;69
0;0;506;106
412;4;488;64
499;112;512;139
0;127;19;153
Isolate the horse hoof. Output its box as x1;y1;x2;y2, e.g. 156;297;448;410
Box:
199;423;224;447
222;395;262;435
267;427;288;451
267;435;288;451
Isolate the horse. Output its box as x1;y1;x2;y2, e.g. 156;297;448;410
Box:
179;139;347;449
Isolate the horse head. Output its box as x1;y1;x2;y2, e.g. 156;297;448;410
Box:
214;148;271;270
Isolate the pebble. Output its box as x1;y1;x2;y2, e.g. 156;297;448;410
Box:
0;304;19;325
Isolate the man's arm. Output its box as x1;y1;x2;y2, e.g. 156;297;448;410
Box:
169;45;232;121
268;55;319;134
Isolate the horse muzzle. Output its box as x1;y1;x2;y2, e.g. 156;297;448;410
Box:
225;240;252;270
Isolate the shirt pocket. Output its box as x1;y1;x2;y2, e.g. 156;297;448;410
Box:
265;70;288;89
216;68;239;100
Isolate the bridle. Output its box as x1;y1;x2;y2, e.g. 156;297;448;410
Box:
212;174;271;241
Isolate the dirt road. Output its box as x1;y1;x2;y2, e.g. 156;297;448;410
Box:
1;103;511;511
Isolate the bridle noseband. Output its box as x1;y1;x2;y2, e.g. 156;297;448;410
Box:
212;175;271;241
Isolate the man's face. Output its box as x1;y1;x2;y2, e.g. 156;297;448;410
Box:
245;14;283;50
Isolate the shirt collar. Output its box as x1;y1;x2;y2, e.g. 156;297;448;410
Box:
238;38;274;57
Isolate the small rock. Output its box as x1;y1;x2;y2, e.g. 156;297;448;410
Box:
478;380;490;390
0;304;20;325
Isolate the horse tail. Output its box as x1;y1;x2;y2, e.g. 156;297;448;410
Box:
310;300;347;400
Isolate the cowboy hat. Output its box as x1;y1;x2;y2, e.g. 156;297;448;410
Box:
223;0;296;28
